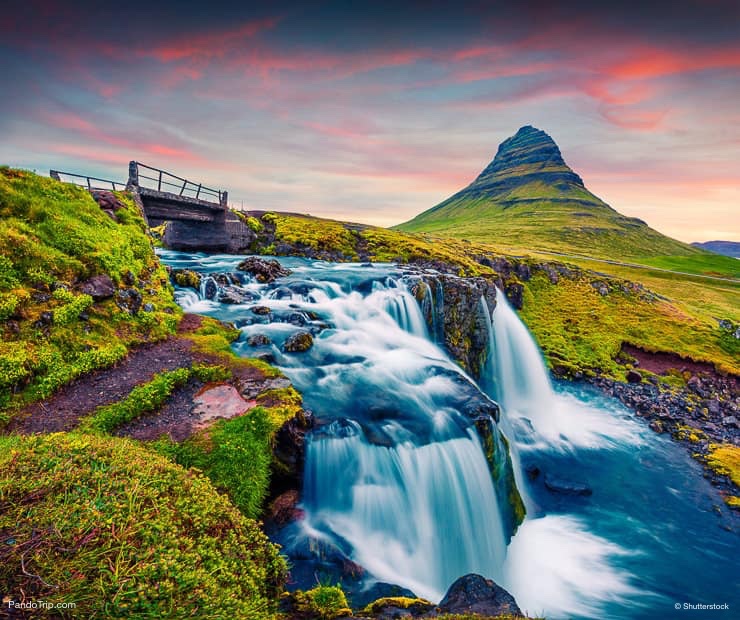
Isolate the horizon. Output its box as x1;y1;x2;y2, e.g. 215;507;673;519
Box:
2;0;739;243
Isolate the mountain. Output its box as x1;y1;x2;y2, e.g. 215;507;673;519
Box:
692;241;740;258
396;125;705;260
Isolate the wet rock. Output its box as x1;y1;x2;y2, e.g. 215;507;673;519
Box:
218;286;255;305
236;256;291;283
723;416;738;428
626;369;642;384
247;333;272;346
266;490;304;527
284;331;314;352
438;574;522;617
170;269;201;290
78;274;116;300
203;278;218;300
272;409;315;488
251;305;272;315
544;473;592;496
115;288;142;315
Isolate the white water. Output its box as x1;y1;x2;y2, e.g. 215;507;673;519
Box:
487;291;645;617
490;291;643;452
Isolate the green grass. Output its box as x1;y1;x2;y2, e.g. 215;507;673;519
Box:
0;168;181;417
0;432;286;619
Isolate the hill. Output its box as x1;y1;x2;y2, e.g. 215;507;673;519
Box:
692;240;740;258
396;126;738;278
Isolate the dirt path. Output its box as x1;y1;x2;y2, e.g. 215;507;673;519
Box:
8;315;203;434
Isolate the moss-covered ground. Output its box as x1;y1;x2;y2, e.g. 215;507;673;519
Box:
0;168;180;421
0;433;286;618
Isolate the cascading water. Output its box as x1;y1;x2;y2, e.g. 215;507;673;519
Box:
162;251;740;620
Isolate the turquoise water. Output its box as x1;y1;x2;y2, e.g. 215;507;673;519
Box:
160;250;739;619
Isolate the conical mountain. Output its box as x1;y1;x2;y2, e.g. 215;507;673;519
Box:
396;126;701;259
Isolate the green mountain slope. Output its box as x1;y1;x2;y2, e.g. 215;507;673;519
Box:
396;126;737;276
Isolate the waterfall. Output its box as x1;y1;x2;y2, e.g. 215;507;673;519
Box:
303;426;507;602
489;290;553;414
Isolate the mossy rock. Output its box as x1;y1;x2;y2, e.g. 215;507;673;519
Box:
363;596;434;615
0;432;286;618
287;585;352;619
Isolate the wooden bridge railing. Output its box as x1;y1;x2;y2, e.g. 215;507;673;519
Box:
50;170;126;191
129;161;227;206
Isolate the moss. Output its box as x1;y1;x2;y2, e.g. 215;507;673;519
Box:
675;424;706;444
0;169;181;417
172;269;201;289
0;432;286;619
171;407;274;519
705;443;740;487
362;596;432;614
292;585;352;619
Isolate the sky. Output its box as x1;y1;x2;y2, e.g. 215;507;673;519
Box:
1;0;739;242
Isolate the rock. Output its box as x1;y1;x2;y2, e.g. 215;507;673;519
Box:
591;280;610;296
544;473;592;496
251;305;272;315
626;369;642;384
192;385;252;427
707;399;721;416
272;409;315;488
504;282;524;309
34;311;54;327
115;288;142;315
722;416;738;428
203;278;218;300
283;331;314;352
438;574;521;617
247;333;272;346
236;256;291;283
79;274;116;300
266;490;304;527
90;190;126;213
350;583;418;611
170;269;201;290
218;286;255;305
363;596;433;617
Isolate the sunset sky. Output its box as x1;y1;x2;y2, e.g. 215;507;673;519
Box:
2;0;738;242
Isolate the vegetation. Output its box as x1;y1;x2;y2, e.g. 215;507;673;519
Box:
362;596;432;614
290;585;352;619
0;168;180;418
0;433;286;619
704;443;740;507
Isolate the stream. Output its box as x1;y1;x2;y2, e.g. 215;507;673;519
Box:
160;250;738;619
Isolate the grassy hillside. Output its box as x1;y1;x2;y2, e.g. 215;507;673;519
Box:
396;126;737;278
0;168;180;418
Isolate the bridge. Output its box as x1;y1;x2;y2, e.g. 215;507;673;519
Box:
51;162;253;252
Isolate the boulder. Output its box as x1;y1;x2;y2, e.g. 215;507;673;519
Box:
247;333;272;346
438;574;521;617
544;473;592;496
170;269;201;290
283;331;314;352
218;286;255;305
626;369;642;384
237;256;291;283
115;288;142;315
79;274;116;300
